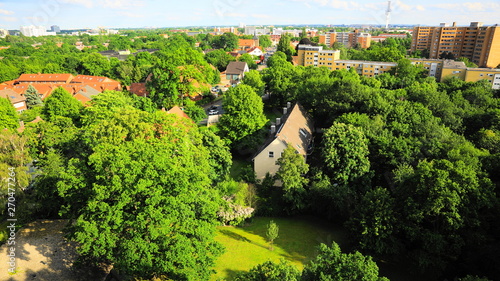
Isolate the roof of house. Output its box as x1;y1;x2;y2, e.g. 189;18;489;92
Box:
128;83;148;96
71;75;116;83
167;106;190;119
239;39;256;47
18;73;74;83
226;61;249;75
247;46;262;53
443;60;467;69
254;103;314;158
0;89;25;104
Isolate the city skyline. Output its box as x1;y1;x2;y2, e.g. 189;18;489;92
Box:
0;0;499;30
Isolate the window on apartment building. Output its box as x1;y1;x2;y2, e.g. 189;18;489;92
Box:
269;151;274;158
480;74;484;76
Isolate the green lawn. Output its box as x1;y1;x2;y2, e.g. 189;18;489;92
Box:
211;216;348;280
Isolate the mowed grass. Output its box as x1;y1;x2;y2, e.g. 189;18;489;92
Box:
211;216;348;280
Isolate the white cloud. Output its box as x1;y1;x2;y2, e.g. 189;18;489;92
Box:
0;9;14;15
118;11;145;18
252;14;271;19
58;0;94;8
102;0;145;9
0;16;17;22
431;2;500;12
226;12;247;18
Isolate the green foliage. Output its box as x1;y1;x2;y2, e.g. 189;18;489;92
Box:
234;259;301;281
239;53;258;70
259;35;272;48
219;85;268;142
276;144;309;212
277;34;296;62
301;242;389;281
322;123;370;186
0;130;31;215
242;69;265;96
182;98;206;123
0;97;19;129
212;32;239;51
457;57;478;68
57;108;224;280
42;87;83;122
267;220;279;250
205;49;235;72
199;128;232;182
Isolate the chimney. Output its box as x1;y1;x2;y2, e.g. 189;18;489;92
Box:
287;102;291;108
283;107;288;115
452;22;456;27
270;125;276;134
276;118;281;126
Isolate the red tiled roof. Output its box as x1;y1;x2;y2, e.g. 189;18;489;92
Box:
128;83;148;97
71;75;117;83
167;106;190;119
18;73;74;83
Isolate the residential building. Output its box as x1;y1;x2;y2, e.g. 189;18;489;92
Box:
411;22;500;68
0;29;8;38
0;73;122;107
333;60;397;77
247;46;263;57
296;45;340;69
225;61;249;84
253;103;314;182
214;27;238;35
51;25;60;33
319;30;371;48
409;58;445;78
244;26;270;35
238;36;259;50
0;89;26;112
439;60;500;89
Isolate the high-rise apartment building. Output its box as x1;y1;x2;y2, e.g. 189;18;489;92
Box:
411;22;500;68
20;25;56;37
319;30;371;49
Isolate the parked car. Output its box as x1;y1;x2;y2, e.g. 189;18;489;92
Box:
208;109;219;115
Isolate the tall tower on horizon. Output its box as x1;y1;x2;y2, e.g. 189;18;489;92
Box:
385;1;391;29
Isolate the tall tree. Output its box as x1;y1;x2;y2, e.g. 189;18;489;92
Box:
302;242;389;281
277;34;296;62
0;97;19;130
276;144;309;212
58;108;224;280
219;85;268;142
205;49;236;72
24;84;43;109
235;260;300;281
42;87;83;122
259;35;272;48
242;69;265;96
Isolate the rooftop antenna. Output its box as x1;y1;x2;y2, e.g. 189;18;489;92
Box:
385;1;391;30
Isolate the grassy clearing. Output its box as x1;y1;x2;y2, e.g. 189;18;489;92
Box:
211;216;348;281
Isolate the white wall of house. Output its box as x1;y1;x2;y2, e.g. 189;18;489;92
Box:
254;138;287;181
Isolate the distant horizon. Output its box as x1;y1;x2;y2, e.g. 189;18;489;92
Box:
1;0;499;31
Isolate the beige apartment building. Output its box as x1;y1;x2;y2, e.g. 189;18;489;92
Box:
319;30;371;49
411;22;500;68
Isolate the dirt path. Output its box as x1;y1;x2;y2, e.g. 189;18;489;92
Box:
0;220;110;281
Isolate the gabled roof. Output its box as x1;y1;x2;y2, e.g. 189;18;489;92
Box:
167;106;190;119
275;103;313;156
247;46;262;53
226;61;248;75
128;83;148;97
0;89;25;104
254;103;313;159
18;73;74;83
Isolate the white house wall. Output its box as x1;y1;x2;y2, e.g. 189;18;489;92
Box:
254;139;288;181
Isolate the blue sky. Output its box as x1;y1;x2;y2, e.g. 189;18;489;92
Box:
0;0;499;30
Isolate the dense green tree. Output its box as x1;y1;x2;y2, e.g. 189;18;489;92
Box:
301;242;389;281
0;97;19;129
219;85;268;142
259;35;272;48
242;69;265;95
199;128;232;182
277;34;296;62
82;52;111;76
347;187;399;256
212;32;239;51
24;84;43;109
239;53;258;70
322;123;370;186
234;259;301;281
276;144;309;212
0;130;31;215
457;57;478;68
42;87;83;122
181;98;206;123
205;49;236;72
58;108;224;280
